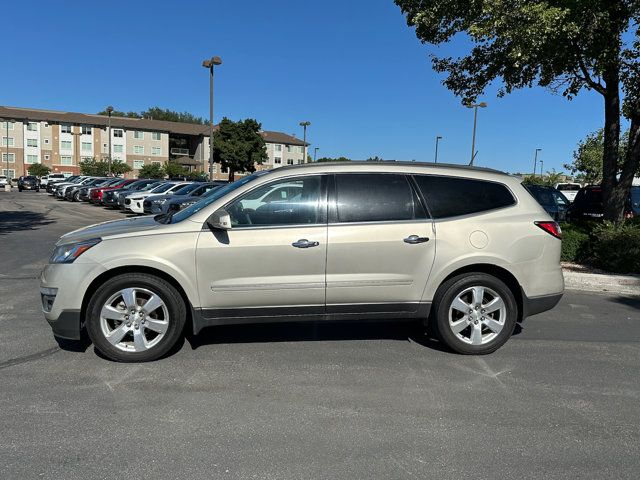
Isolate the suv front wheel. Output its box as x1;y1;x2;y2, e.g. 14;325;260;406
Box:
86;273;186;362
431;273;517;355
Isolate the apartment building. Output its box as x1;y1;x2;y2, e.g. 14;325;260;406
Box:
0;106;308;179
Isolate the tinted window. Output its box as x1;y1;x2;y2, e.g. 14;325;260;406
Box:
227;176;323;227
557;184;580;191
335;174;423;223
414;175;515;218
630;187;640;214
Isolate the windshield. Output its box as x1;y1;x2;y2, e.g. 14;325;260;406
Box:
149;182;175;194
173;183;200;195
557;184;580;191
170;173;264;223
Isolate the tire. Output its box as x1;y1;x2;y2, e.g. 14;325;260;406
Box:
18;187;22;192
73;191;80;202
85;273;187;362
430;273;517;355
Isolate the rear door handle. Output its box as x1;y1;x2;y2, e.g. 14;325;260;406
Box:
403;235;429;244
292;239;320;248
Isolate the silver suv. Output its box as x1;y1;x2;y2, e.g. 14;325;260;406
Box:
41;162;564;362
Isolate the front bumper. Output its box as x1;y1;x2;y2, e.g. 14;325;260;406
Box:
40;261;107;340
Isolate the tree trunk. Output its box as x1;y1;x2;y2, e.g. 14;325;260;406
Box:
228;170;235;182
601;67;623;221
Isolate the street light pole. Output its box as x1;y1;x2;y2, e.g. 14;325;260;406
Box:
106;106;113;175
5;120;9;186
314;147;319;162
202;56;222;180
299;121;310;163
434;135;442;163
540;159;544;177
533;148;542;177
466;102;487;166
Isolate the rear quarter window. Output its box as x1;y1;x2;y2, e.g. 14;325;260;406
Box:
413;175;516;219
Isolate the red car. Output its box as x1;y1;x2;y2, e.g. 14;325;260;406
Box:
90;179;136;204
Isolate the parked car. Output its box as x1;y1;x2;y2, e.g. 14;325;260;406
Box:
52;176;88;196
0;175;9;188
47;175;80;193
568;185;636;220
145;182;221;214
102;179;159;208
18;176;40;192
89;179;136;204
163;182;227;214
553;183;582;202
41;162;564;362
41;173;67;187
78;178;123;202
56;176;95;199
524;185;570;222
125;182;187;214
118;181;163;210
65;177;110;201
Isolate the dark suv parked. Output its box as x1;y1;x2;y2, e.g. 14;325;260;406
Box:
568;185;638;220
18;176;40;192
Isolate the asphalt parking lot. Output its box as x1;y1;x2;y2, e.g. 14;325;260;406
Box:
1;190;639;479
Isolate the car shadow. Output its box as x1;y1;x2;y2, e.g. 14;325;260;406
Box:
0;210;55;235
608;295;640;310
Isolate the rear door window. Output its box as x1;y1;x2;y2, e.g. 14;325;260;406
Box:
413;175;515;219
334;174;425;223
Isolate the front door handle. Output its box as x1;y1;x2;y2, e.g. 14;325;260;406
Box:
292;239;320;248
403;235;429;244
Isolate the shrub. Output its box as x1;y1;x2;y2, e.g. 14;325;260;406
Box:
589;221;640;274
560;223;591;262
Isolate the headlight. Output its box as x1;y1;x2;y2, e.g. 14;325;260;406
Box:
154;198;168;205
50;238;101;264
181;200;197;209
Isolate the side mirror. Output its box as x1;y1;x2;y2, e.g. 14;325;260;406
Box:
207;209;232;230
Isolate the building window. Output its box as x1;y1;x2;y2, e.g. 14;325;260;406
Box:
61;124;72;133
27;122;38;131
61;140;72;150
60;156;73;165
133;160;145;169
26;154;39;164
297;159;303;164
2;153;15;163
113;144;124;153
81;156;93;162
274;157;282;164
134;131;144;139
297;146;304;153
113;129;123;138
27;138;38;147
133;145;144;154
3;121;14;130
274;144;282;152
81;126;92;135
44;122;49;127
152;132;161;140
44;138;49;145
151;146;161;156
81;142;92;152
1;169;16;179
287;159;294;165
2;137;14;147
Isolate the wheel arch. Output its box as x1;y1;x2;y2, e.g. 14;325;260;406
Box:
81;265;195;333
431;263;524;323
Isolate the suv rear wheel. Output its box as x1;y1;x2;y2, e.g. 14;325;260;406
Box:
431;273;517;354
86;273;186;362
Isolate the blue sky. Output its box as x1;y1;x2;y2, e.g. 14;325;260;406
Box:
2;0;605;173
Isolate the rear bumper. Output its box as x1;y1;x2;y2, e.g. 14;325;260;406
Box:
521;291;563;319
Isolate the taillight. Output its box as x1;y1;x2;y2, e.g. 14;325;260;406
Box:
98;190;103;199
535;221;562;239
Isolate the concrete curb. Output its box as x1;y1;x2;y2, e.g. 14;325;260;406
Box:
563;268;640;296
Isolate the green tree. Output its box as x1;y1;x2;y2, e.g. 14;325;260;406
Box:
139;163;165;179
395;0;640;221
212;118;268;181
544;169;565;187
96;107;206;124
522;175;545;186
27;163;50;177
164;161;188;179
186;171;210;181
96;109;142;118
564;129;631;184
111;159;132;176
79;157;108;176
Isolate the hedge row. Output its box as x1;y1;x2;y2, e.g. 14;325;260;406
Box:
560;220;640;274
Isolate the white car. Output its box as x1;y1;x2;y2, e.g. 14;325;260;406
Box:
0;175;9;187
41;173;67;187
125;182;190;214
554;183;581;202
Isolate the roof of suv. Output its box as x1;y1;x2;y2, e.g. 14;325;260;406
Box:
268;161;513;184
